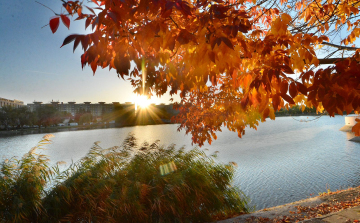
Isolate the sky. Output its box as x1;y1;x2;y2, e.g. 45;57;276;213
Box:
0;0;176;105
1;1;357;106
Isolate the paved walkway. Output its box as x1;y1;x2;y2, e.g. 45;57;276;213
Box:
217;187;360;223
301;206;360;222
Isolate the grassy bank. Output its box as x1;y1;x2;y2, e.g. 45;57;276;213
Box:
0;134;250;222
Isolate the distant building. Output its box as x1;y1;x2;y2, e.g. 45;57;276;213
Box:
26;100;178;120
0;97;25;108
27;101;128;117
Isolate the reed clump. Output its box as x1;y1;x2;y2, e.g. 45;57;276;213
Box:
0;134;250;222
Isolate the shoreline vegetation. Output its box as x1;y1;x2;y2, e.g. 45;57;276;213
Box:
0;114;319;137
2;134;360;222
0;104;332;137
0;135;250;222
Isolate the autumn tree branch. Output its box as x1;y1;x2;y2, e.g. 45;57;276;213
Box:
36;1;57;15
322;42;360;51
318;58;345;64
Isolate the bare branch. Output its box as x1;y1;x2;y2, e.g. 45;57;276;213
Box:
35;1;57;15
322;42;360;51
318;58;345;64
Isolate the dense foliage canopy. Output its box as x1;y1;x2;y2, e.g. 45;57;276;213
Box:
48;0;360;145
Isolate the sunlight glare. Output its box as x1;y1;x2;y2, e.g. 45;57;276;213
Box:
135;95;151;109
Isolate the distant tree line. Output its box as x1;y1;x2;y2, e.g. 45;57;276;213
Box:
275;105;322;116
0;104;178;130
0;106;69;130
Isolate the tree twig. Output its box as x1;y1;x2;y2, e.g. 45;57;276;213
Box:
322;42;360;51
35;1;57;15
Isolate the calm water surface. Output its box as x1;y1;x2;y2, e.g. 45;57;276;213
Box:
1;116;359;210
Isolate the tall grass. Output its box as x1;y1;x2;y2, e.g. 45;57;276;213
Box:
0;134;250;222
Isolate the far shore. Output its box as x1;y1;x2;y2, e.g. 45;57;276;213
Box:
0;114;330;138
0;121;176;137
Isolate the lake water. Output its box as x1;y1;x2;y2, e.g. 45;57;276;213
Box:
1;116;359;210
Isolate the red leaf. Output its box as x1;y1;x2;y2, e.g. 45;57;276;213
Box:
81;35;90;50
81;52;88;69
281;93;295;104
307;91;316;102
86;6;96;15
60;15;70;29
353;96;359;109
49;17;60;34
238;23;249;33
75;14;86;20
177;29;194;45
211;38;222;49
91;0;99;6
175;2;182;10
221;37;234;50
162;9;173;18
166;36;176;51
73;36;81;52
114;54;130;79
155;23;161;35
280;80;288;94
165;2;175;10
92;17;99;30
280;65;294;74
85;17;92;29
61;34;78;48
91;60;97;74
107;12;118;24
241;95;249;109
91;32;99;45
296;82;308;95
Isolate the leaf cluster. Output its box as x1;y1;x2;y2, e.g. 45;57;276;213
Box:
47;0;360;145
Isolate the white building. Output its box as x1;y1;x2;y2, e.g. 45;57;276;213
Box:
0;97;25;108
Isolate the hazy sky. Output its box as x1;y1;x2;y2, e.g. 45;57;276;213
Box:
0;0;176;105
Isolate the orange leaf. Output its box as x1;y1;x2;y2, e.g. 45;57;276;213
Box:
263;107;270;120
352;121;360;136
272;94;280;111
77;7;82;16
208;51;216;63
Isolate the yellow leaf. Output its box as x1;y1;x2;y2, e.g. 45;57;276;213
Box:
269;107;275;120
281;13;292;24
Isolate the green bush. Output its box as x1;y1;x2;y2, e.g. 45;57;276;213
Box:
0;134;250;222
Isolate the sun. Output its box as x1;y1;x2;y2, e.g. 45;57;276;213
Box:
135;95;151;109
